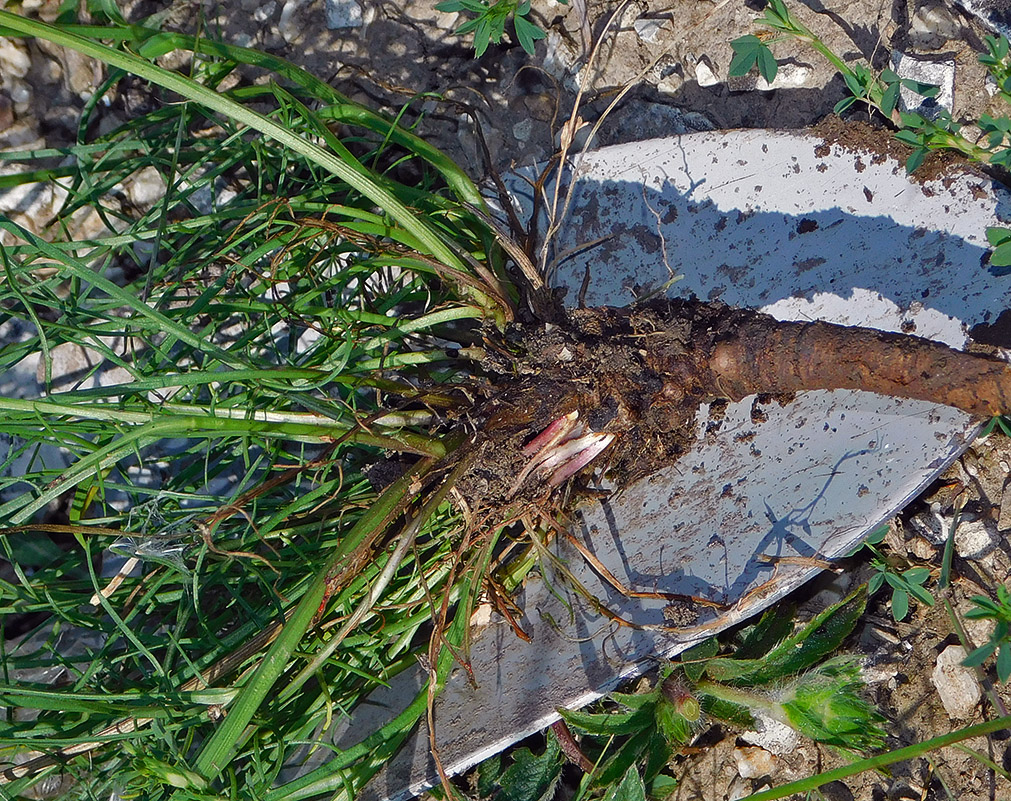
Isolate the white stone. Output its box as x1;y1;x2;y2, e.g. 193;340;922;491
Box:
127;166;167;209
253;2;276;23
727;63;811;93
756;63;812;91
740;712;801;755
862;665;899;687
909;4;961;47
0;38;31;79
962;611;995;649
278;0;303;43
931;645;982;720
543;32;582;93
325;0;363;29
727;775;751;801
633;19;667;44
469;603;493;628
733;745;776;779
954;518;998;558
9;81;30;107
695;59;720;88
891;51;955;116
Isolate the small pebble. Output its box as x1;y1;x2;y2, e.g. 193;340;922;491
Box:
695;58;720;88
633;18;666;44
931;644;981;720
325;0;364;29
909;3;962;47
741;712;800;755
733;745;776;779
891;51;955;117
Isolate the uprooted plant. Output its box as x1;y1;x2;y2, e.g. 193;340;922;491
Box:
4;9;1011;801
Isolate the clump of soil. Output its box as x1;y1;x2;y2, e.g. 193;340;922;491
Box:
457;299;711;506
809;117;1007;187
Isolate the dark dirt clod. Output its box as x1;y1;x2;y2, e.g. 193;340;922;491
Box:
454;299;719;507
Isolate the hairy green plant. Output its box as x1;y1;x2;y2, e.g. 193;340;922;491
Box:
477;587;883;800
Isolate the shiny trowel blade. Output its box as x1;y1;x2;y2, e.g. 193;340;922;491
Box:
286;130;1011;800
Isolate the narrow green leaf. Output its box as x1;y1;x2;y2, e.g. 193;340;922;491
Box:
894;129;922;146
558;704;655;736
905;147;927;173
902;567;930;585
698;694;756;728
843;71;864;97
834;95;858;114
703;586;867;685
963;641;997;668
474;17;492;56
900;78;940;98
757;46;778;83
904;581;935;607
880;82;900;118
735;606;795;659
514;13;546;55
998;642;1011;682
609;690;663;710
593;729;655;789
891;589;909;621
680;637;719;683
986;226;1011;248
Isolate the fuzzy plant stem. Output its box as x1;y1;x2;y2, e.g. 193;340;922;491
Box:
694;680;790;726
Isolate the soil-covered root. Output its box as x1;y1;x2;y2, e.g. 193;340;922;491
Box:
453;299;1011;509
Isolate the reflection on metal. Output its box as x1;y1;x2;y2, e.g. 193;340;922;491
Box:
305;131;1011;800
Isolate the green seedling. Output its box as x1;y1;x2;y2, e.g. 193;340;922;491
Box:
962;584;1011;682
434;0;548;56
980;414;1011;437
862;526;935;621
868;561;935;622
